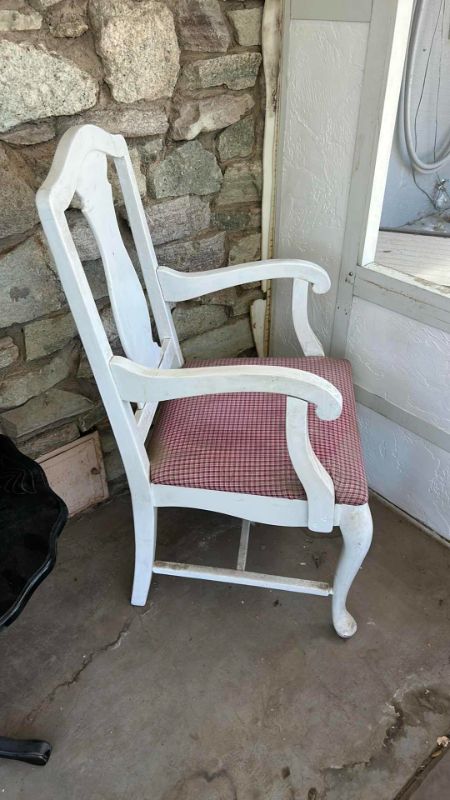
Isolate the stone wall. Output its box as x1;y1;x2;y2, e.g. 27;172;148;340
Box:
0;0;264;490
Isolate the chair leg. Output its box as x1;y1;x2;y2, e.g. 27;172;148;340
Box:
131;500;157;606
332;503;373;638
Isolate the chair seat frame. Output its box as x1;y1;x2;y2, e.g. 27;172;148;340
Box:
36;125;372;638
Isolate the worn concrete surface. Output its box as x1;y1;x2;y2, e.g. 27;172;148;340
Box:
1;495;449;799
408;748;450;799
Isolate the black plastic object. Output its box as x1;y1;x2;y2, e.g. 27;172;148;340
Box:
0;737;52;766
0;435;68;765
0;435;68;628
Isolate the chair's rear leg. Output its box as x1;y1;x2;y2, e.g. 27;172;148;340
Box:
131;500;157;606
332;503;373;638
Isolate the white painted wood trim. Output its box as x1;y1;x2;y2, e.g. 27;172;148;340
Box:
330;0;415;357
291;0;372;22
261;0;283;263
359;2;415;266
237;520;251;570
157;259;330;302
134;338;177;439
150;484;363;529
153;561;332;596
354;263;450;333
111;358;343;420
286;397;335;531
354;385;450;453
292;279;325;356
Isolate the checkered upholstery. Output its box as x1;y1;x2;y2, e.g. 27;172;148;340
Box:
148;357;368;506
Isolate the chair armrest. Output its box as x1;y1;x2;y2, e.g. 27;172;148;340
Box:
157;259;330;357
111;356;341;531
110;357;342;421
157;259;330;302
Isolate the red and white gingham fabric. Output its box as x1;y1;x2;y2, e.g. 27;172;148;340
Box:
148;357;368;506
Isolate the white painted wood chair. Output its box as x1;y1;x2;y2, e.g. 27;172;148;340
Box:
36;125;373;638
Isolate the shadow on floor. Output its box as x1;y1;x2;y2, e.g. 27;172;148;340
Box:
1;494;449;800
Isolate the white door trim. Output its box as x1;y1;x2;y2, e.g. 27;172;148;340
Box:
329;0;414;357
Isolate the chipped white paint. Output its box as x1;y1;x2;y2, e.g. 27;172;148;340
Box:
347;298;450;433
272;18;368;354
358;405;450;539
37;124;373;637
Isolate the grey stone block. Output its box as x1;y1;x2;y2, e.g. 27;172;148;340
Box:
24;303;118;361
217;116;255;162
1;387;95;439
47;0;89;38
57;107;168;137
67;210;100;261
227;7;263;46
182;317;254;359
148;141;222;199
25;313;77;361
216;162;262;206
139;138;165;165
0;121;56;146
0;234;64;326
172;303;228;341
0;41;98;132
0;343;79;411
172;93;254;141
182;53;262;91
108;146;146;201
213;206;261;231
155;232;226;273
0;144;38;239
231;287;264;317
19;422;80;458
0;337;19;370
229;233;261;265
143;195;210;245
173;0;231;52
28;0;61;8
90;0;180;103
0;9;42;31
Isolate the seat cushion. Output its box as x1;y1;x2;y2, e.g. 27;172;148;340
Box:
148;357;368;506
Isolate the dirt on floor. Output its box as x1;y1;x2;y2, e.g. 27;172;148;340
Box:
1;494;449;799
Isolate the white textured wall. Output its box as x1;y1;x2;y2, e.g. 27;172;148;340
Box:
381;0;450;228
347;298;450;432
273;19;368;354
274;14;450;539
348;298;450;539
358;405;450;538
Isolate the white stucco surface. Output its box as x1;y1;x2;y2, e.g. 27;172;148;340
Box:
347;297;450;432
358;404;450;539
381;0;450;228
274;13;449;539
273;19;368;354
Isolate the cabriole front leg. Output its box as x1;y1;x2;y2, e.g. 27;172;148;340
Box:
332;503;373;638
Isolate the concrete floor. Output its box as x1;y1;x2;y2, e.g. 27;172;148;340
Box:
1;494;449;800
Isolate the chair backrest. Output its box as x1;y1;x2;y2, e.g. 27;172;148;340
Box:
36;124;182;495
